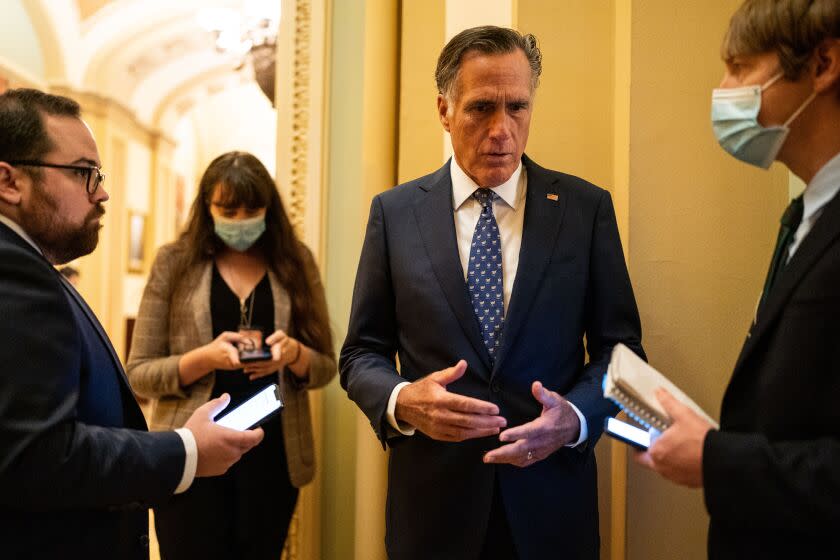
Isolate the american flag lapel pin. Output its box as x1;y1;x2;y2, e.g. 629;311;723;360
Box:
546;193;559;201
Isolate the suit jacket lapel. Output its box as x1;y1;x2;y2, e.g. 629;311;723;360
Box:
57;276;124;373
56;274;147;428
494;156;566;373
733;188;840;375
413;162;492;374
0;222;143;422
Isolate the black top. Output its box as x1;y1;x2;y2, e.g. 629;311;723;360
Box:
210;264;276;407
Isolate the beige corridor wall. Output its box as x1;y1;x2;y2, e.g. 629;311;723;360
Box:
515;3;619;558
322;1;365;556
321;1;792;559
624;1;789;558
398;0;444;184
518;0;616;189
322;1;398;559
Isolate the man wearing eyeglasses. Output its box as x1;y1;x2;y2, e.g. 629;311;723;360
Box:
0;88;265;560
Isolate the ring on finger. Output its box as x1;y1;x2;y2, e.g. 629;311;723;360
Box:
526;450;533;461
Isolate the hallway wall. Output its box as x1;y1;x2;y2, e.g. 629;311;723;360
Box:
623;1;788;557
321;1;398;559
319;1;789;559
0;1;798;558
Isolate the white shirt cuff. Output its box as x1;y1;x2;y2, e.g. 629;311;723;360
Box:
174;428;197;494
386;381;416;436
564;401;588;447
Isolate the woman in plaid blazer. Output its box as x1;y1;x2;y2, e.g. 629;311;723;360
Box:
127;152;335;559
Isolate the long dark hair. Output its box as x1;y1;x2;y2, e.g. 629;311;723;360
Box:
178;151;333;356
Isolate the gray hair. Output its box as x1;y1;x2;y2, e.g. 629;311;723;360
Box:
435;26;542;100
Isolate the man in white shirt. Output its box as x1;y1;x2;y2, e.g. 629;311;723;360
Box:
0;88;263;560
340;26;644;560
635;1;840;557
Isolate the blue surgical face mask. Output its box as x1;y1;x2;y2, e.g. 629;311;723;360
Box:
213;214;266;252
711;72;816;169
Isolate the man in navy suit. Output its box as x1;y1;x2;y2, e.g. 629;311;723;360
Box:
0;88;264;559
637;1;840;557
340;26;644;559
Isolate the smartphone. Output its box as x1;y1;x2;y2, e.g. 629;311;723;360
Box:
215;384;283;431
237;327;272;363
604;417;651;451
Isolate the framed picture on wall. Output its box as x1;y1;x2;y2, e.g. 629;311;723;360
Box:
127;212;146;273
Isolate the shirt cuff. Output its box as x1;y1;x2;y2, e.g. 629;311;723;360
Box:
174;428;198;494
386;381;416;436
564;401;588;447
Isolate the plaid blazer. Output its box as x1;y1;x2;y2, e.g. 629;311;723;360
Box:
126;241;336;488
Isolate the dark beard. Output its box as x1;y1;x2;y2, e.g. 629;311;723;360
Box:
21;183;104;265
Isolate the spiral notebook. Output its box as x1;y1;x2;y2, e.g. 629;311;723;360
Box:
603;344;719;431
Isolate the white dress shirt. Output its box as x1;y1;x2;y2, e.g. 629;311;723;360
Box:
788;151;840;260
385;158;588;446
0;213;197;494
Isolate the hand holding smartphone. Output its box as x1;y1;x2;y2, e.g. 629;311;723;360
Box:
237;327;272;363
604;417;651;451
214;384;283;431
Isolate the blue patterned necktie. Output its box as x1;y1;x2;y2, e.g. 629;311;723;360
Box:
467;189;505;362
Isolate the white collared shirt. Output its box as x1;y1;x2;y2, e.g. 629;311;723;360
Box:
0;212;197;494
0;213;41;254
386;158;588;446
450;157;525;312
788;151;840;260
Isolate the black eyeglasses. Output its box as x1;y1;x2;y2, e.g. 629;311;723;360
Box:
8;160;106;195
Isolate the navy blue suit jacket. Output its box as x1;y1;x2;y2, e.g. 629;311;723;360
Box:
340;156;645;559
0;221;185;560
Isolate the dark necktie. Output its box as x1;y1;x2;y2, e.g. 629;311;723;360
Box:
467;189;505;362
760;195;804;308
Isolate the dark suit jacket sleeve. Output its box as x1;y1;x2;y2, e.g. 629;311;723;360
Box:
703;430;840;532
0;241;184;511
339;195;405;444
564;190;645;440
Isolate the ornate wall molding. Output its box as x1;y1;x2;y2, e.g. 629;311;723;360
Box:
277;0;327;262
286;0;311;238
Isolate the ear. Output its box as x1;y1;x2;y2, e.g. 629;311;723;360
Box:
0;163;23;206
812;38;840;96
437;94;451;132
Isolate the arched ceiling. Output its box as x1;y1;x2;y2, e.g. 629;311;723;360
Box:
29;0;275;129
